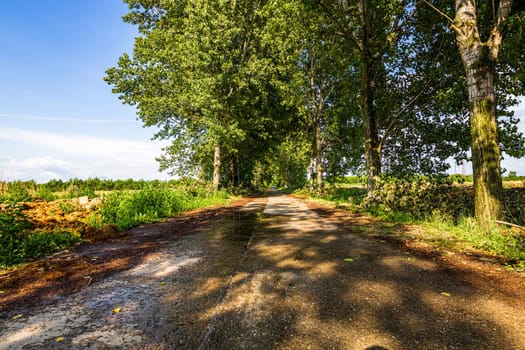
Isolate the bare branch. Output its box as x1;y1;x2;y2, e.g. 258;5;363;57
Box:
421;0;455;24
495;220;525;231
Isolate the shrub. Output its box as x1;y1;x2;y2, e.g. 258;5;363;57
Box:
35;187;57;201
1;204;32;264
504;188;525;225
20;231;81;259
4;181;32;203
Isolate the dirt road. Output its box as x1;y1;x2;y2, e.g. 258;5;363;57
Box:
1;192;524;349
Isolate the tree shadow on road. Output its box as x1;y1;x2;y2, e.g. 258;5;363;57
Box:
163;195;523;350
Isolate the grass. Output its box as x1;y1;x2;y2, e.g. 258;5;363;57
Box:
298;184;525;269
97;186;231;230
1;185;233;268
419;214;525;264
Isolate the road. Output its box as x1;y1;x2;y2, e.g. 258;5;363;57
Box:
1;192;524;349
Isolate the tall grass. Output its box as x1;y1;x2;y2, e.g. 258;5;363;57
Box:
421;214;525;263
97;185;230;230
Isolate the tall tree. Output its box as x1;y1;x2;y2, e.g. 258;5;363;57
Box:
313;0;426;194
423;0;525;224
106;0;296;191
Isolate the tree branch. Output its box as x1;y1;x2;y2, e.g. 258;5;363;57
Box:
495;220;525;232
379;78;432;152
496;0;513;27
316;0;363;52
488;0;513;59
379;0;418;60
421;0;455;25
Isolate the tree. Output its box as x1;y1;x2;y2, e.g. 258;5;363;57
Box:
313;0;439;195
423;0;525;224
106;1;296;190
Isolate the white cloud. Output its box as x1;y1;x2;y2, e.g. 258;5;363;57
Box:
0;127;160;160
0;128;171;182
0;156;74;182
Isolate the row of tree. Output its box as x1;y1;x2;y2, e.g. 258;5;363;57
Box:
106;0;525;225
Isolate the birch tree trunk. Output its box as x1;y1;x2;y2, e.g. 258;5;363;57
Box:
452;0;513;224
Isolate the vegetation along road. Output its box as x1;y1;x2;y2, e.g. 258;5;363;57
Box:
1;192;524;349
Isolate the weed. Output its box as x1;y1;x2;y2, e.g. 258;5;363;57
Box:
298;185;525;265
59;201;76;214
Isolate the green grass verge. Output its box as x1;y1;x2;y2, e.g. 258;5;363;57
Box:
1;186;232;268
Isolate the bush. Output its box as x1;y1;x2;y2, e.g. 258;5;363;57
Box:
20;231;81;260
35;187;57;201
1;204;32;264
362;176;525;225
504;188;525;225
3;181;32;203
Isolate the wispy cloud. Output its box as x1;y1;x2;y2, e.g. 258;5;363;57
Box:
0;113;135;123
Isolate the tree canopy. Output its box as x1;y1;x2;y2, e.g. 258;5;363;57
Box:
106;0;525;223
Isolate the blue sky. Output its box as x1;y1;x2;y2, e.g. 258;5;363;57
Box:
0;1;523;183
0;1;170;183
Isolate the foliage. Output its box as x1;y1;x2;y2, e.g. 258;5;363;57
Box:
319;176;525;225
1;181;33;203
0;203;80;266
19;231;82;260
105;0;303;189
0;179;233;266
0;178;214;203
99;185;229;230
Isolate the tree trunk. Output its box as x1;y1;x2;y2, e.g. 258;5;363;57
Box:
315;118;323;191
212;145;221;191
453;0;508;225
359;0;381;196
309;148;315;192
229;156;235;188
362;61;381;195
462;49;504;224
